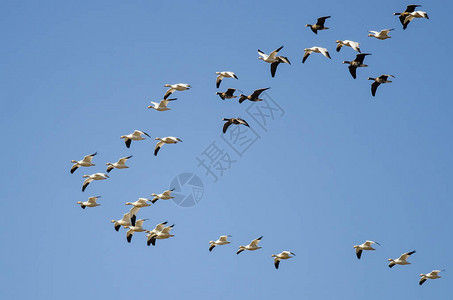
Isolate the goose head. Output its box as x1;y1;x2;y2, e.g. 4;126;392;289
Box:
342;61;351;64
71;160;78;163
83;175;90;178
305;24;312;27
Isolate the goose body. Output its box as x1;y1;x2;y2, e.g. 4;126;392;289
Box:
154;137;182;156
368;29;394;40
238;88;270;104
388;250;416;268
258;46;291;77
70;152;97;174
342;53;372;79
237;236;263;254
216;88;238;100
209;235;232;252
125;198;151;208
216;72;238;88
120;130;150;148
147;224;175;246
302;47;331;63
111;209;139;231
148;98;177;111
106;155;132;173
77;196;101;209
368;74;395;96
335;40;361;53
164;83;191;99
420;270;442;285
222;118;249;133
125;219;148;243
353;240;380;259
306;16;330;34
82;173;109;192
151;188;175;204
145;221;168;246
272;251;296;269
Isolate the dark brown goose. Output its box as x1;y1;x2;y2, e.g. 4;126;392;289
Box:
222;118;250;133
238;88;270;103
216;88;238;100
306;16;331;34
368;74;395;96
342;53;371;79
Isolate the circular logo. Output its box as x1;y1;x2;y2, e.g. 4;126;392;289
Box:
170;173;204;207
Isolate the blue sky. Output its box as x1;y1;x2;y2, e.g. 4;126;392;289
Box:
1;0;452;299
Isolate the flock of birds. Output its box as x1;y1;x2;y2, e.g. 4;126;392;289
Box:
69;4;444;282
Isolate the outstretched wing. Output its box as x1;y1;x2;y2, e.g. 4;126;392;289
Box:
269;45;284;60
399;250;416;261
419;278;427;285
154;141;164;156
274;258;280;269
250;236;263;247
223;120;232;134
164;88;175;100
82;178;93;192
209;244;216;252
348;66;357;79
70;164;79;174
216;75;223;88
125;139;131;148
270;62;280;77
356;249;363;259
251;88;269;99
336;43;343;52
371;82;380;96
316;16;330;26
302;51;311;63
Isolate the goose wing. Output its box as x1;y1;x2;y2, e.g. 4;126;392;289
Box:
209;244;216;252
348;65;357;79
82;152;97;163
355;53;371;64
223;120;233;133
118;155;133;165
87;196;99;204
219;235;229;242
356;249;363;259
274;257;280;269
164;88;175;100
250;88;269;99
82;177;93;192
125;139;131;148
302;51;311;63
380;29;394;35
419;278;427;285
154;141;165;156
250;236;263;247
270;62;280;77
258;49;267;59
319;48;331;59
237;118;250;127
336;43;343;52
371;81;380;96
155;221;168;232
268;46;284;60
161;224;174;233
349;41;361;52
70;164;79;174
216;74;223;88
316;16;330;26
405;4;421;12
225;88;236;97
399;250;416;260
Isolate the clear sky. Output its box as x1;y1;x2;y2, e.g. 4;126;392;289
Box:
1;0;452;299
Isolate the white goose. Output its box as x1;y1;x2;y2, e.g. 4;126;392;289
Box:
353;240;380;259
120;130;150;148
106;155;132;173
403;11;429;29
145;221;168;246
154;137;182;156
388;250;416;268
209;235;232;252
125;198;151;208
368;29;394;40
258;46;291;77
151;188;175;204
147;224;175;246
148;98;177;111
216;72;238;88
70;152;97;174
77;196;101;209
82;173;109;192
335;40;361;53
420;270;443;285
237;236;263;254
111;208;139;231
302;47;331;63
272;251;296;269
125;219;148;243
163;83;191;100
